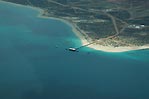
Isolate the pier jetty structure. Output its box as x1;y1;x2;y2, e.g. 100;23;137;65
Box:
67;42;95;52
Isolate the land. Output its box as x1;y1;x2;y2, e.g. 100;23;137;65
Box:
1;0;149;52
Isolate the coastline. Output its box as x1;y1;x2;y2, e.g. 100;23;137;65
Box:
1;0;149;52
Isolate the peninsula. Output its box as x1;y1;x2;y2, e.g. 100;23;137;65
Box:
2;0;149;52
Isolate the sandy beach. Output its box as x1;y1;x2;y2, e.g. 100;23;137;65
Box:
1;0;149;52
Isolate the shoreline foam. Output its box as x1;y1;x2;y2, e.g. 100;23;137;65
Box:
1;0;149;52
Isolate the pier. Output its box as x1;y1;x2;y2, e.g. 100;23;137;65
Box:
75;42;95;50
68;42;95;52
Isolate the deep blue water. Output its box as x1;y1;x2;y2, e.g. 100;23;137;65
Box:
0;1;149;99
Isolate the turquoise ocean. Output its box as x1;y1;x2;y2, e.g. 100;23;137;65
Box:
0;1;149;99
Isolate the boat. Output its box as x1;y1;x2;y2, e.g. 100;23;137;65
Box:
68;48;77;52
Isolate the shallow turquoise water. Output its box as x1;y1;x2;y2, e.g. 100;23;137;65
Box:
0;1;149;99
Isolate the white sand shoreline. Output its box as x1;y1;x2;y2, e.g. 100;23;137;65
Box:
1;0;149;52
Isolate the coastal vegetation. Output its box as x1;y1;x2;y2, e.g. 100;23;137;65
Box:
2;0;149;51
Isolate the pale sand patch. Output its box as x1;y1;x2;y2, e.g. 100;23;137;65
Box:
1;0;149;52
88;44;149;52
